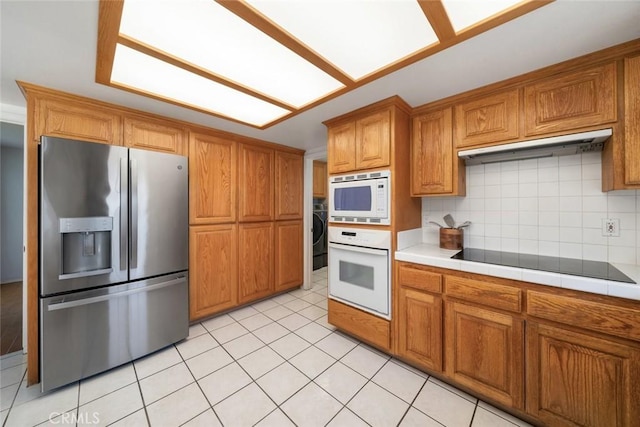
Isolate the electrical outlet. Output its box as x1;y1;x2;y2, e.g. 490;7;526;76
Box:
602;218;620;237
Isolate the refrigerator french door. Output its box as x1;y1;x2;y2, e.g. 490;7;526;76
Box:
39;136;189;391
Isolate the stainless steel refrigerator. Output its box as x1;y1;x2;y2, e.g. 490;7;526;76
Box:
39;136;189;392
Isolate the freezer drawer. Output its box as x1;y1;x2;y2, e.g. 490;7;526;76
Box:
40;273;188;392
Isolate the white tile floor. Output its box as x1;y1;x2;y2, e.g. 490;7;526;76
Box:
0;267;533;426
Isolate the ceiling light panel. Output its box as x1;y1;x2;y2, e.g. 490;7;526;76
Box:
111;44;290;127
119;0;344;108
442;0;524;32
246;0;439;80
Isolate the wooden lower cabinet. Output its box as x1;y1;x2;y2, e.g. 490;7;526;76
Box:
189;224;237;320
445;301;524;409
238;222;274;304
526;322;640;427
275;220;303;292
328;299;390;351
398;287;442;371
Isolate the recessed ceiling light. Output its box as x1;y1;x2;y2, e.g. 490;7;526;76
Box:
119;0;344;109
442;0;524;32
96;0;552;128
246;0;439;80
111;44;291;127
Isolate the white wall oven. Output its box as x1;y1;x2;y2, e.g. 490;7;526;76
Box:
329;170;390;225
328;226;391;319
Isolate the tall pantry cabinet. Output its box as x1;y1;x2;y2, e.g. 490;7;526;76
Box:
190;136;304;320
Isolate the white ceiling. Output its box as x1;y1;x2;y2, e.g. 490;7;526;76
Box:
1;1;639;152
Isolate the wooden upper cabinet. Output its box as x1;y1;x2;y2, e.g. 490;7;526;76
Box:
239;144;274;222
238;222;274;304
398;287;443;372
275;220;303;292
526;322;640;427
124;116;187;155
36;97;122;145
411;107;455;195
524;62;617;136
624;55;640;186
313;161;328;198
355;110;391;170
455;89;520;148
328;121;356;174
189;224;238;320
189;133;236;225
445;301;524;410
275;151;303;220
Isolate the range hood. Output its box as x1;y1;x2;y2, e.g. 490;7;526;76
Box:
458;128;612;165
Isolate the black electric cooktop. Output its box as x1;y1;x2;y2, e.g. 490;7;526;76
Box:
451;248;636;284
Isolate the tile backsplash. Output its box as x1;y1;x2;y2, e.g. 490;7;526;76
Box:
422;152;640;265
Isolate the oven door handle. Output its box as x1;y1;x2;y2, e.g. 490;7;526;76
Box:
328;242;388;256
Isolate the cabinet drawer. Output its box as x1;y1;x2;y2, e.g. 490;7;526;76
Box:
445;276;522;313
527;291;640;341
328;299;390;351
397;262;442;294
524;63;617;136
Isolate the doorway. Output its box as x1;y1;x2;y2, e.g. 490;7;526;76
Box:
1;121;25;356
303;148;327;290
312;157;328;272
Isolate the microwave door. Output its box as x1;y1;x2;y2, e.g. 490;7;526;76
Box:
330;182;374;218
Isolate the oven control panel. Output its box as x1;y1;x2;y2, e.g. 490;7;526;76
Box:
327;226;391;250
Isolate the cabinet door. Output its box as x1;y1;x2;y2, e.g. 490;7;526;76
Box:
275;151;303;220
411;108;454;195
328;122;356;174
238;222;274;304
445;301;524;409
275;220;303;292
355;110;390;170
527;322;640;427
124;116;187;155
36;97;122;145
189;224;237;320
398;287;442;372
455;89;520;148
313;161;328;198
189;133;236;225
524;63;617;136
624;55;640;185
239;144;274;222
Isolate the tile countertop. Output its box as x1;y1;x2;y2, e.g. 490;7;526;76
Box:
395;243;640;301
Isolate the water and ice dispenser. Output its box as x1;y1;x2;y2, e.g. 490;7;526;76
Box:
59;217;113;279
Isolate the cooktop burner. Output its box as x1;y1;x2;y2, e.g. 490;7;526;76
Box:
451;248;636;284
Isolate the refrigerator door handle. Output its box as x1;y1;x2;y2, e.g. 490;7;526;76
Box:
130;158;138;269
47;277;186;311
120;157;128;271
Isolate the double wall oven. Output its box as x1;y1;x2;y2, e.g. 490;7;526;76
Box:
327;170;392;319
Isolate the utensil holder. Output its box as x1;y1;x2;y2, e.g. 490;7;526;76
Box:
440;228;463;250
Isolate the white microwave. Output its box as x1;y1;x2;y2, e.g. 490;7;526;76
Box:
329;170;390;225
